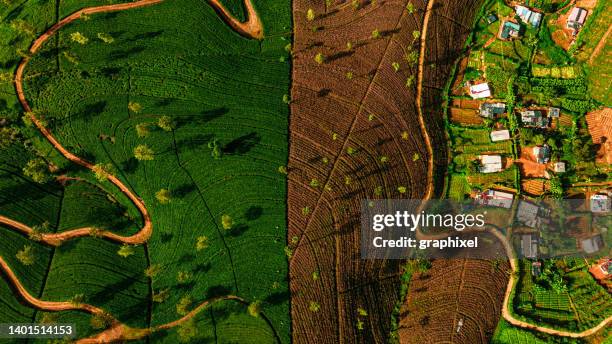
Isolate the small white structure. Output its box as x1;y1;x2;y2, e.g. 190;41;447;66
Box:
567;7;588;32
479;155;503;173
553;162;566;173
581;235;603;254
469;83;491;99
490;130;511;142
590;194;611;213
477;189;514;208
521;234;538;258
515;5;543;27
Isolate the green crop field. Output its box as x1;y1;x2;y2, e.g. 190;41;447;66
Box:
492;319;581;344
0;0;291;342
513;259;612;332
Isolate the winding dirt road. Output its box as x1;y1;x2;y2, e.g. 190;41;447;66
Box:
1;0;264;342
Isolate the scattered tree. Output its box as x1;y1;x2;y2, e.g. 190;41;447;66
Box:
412;153;420;161
248;300;262;317
134;144;154;161
314;52;325;64
144;264;162;278
16;245;35;266
346;71;354;79
346;41;353;51
412;30;421;41
117;244;135;258
391;62;400;72
152;288;170;303
70;294;86;307
70;32;88;44
10;19;35;37
306;8;315;21
351;0;359;10
155;188;172;204
128;101;142;113
208;138;222;159
96;32;114;44
405;75;415;88
157;115;175;131
177;271;192;284
406;1;415;13
278;165;288;174
309;301;321;312
221;214;233;230
397;186;407;194
136;122;151;138
312;270;319;280
29;221;49;242
0;127;18;149
90;312;113;330
177;319;197;343
23;158;50;183
176;295;192;315
371;29;381;39
92;163;114;181
310;178;319;188
196;236;209;251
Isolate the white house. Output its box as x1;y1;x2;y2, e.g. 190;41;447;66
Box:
515;5;543;27
521;234;538;258
469;83;491;99
581;235;603;254
479;155;503;173
567;7;588;31
490;130;511;142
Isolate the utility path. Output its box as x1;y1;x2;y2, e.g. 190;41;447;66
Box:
2;0;263;342
413;0;611;339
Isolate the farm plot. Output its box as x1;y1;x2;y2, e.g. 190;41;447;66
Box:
399;259;510;344
419;0;485;194
513;260;612;332
19;0;291;342
289;0;431;342
451;127;513;155
492;319;579;344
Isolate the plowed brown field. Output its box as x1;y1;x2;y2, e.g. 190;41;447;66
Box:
399;259;510;344
289;0;483;342
289;0;430;342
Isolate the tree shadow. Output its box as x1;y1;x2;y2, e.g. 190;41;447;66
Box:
121;157;139;174
244;206;262;221
109;46;146;60
264;291;289;305
173;183;196;198
175;107;228;129
223;132;260;155
175;134;213;152
160;231;173;243
129;30;164;41
227;224;249;237
206;285;233;299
